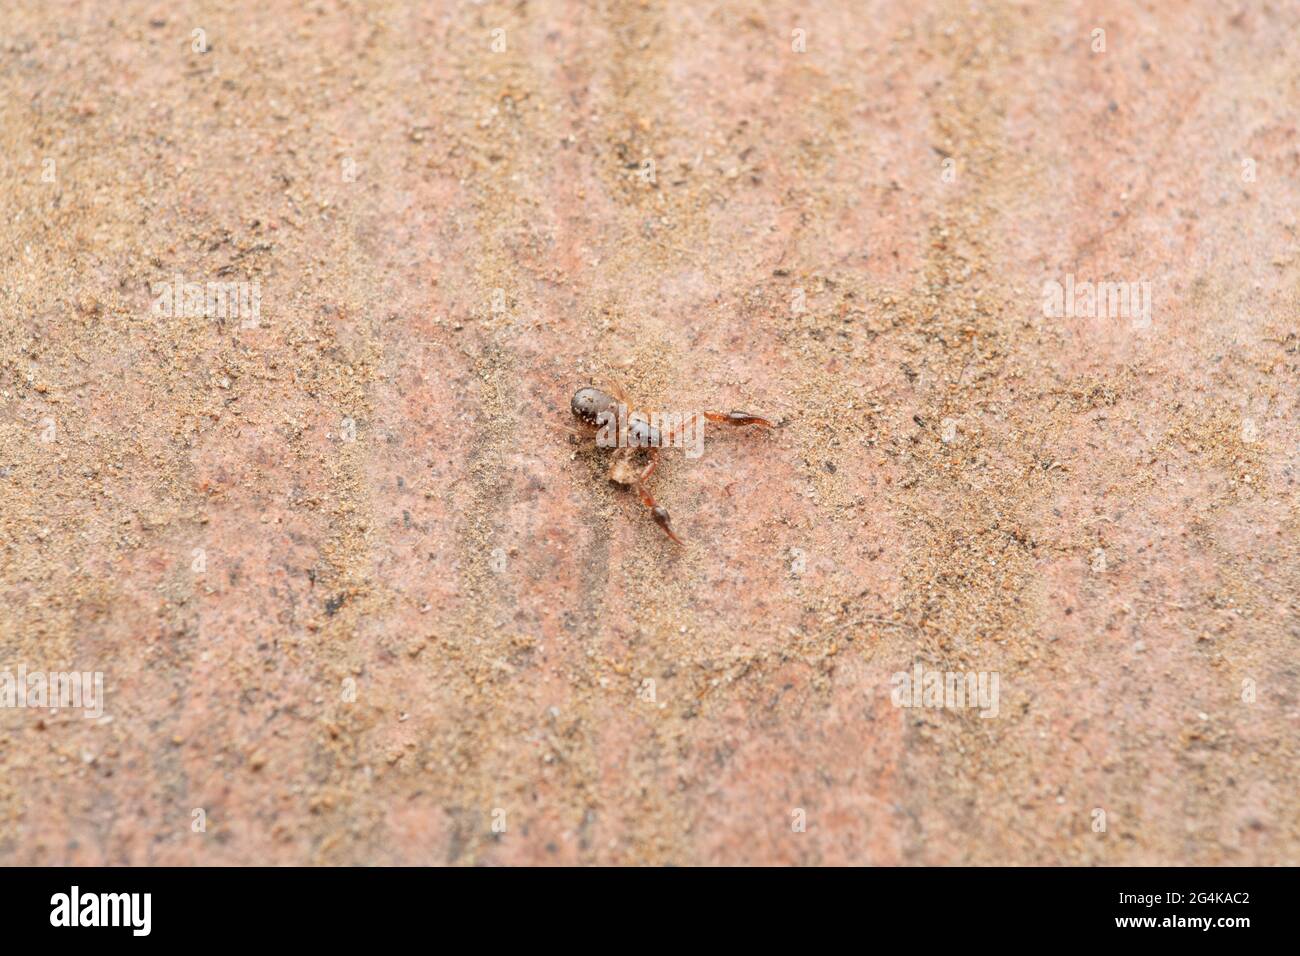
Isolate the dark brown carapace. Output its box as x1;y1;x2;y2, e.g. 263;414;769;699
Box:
570;383;775;544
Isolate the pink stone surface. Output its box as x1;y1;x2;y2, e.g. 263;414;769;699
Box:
0;1;1296;865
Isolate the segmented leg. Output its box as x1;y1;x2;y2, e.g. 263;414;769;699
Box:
638;446;660;484
561;421;595;445
602;376;632;408
702;410;776;428
631;447;681;543
636;482;682;544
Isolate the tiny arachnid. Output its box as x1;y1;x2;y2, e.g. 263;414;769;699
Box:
569;381;775;543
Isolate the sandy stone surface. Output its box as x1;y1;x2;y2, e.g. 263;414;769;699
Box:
1;1;1296;865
